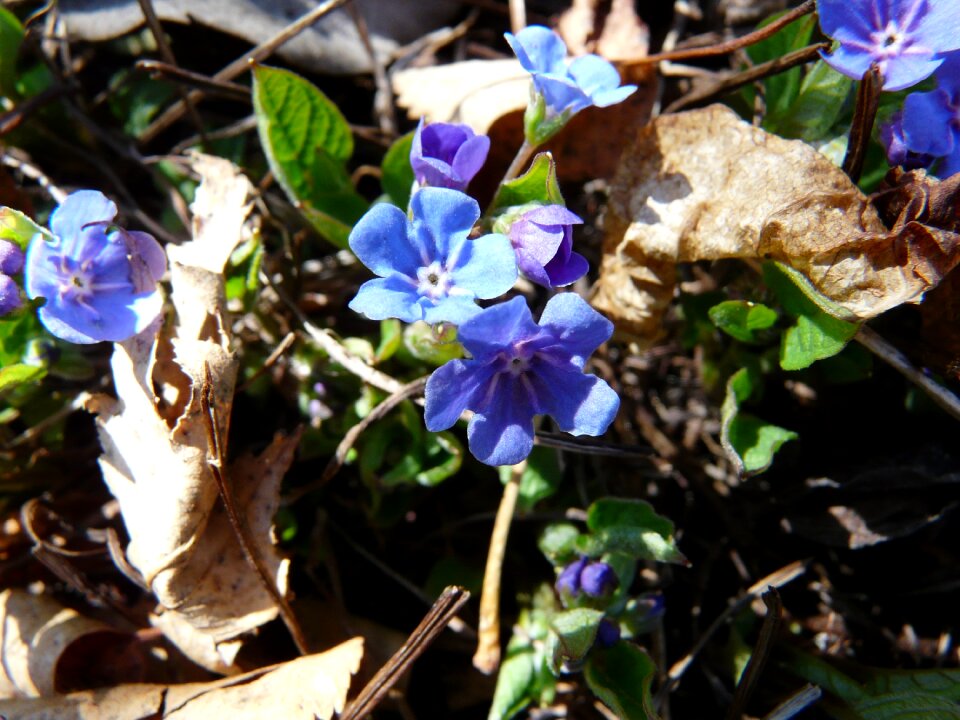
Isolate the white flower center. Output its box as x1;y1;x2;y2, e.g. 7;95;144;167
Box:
416;261;452;299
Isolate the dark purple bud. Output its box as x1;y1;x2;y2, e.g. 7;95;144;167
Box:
596;618;621;648
0;240;24;276
880;112;935;171
580;561;618;598
555;555;589;596
410;119;490;191
507;205;588;288
0;274;23;316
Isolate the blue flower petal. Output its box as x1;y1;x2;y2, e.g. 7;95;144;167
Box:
348;275;421;322
879;52;942;92
349;203;423;278
48;190;116;242
529;362;620;436
544;250;589;287
449;233;517;299
940;145;960;178
568;54;624;97
411;188;480;260
533;74;590;115
467;374;537;466
538;293;614;368
820;43;874;83
903;90;955;155
505;25;567;75
450;135;491;188
425;359;498;431
920;1;960;54
458;296;540;360
422;295;483;325
817;0;876;40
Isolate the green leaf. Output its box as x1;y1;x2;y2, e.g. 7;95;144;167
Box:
403;321;463;365
538;523;580;565
708;300;778;344
747;13;816;126
854;693;960;720
415;431;463;486
763;262;860;370
489;647;537;720
865;669;960;699
550;608;604;666
489;152;564;214
0;363;44;393
776;58;853;141
498;446;561;511
0;7;24;98
580;498;687;565
251;64;366;248
0;207;47;250
720;367;797;476
584;642;660;720
381;131;415;209
374;319;403;363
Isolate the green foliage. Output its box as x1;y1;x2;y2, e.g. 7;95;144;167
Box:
709;300;778;344
0;207;47;250
576;498;687;565
0;363;44;393
773;59;854;141
537;523;580;565
489;152;564;214
0;7;24;98
549;607;604;668
498;446;561;511
108;71;176;138
381;131;415;209
763;261;860;370
251;64;367;248
584;642;660;720
374;319;403;363
720;365;797;476
402;321;463;365
746;12;817;128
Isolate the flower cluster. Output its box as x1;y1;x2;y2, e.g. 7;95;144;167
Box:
0;240;24;317
24;190;166;344
556;556;618;599
347;26;632;467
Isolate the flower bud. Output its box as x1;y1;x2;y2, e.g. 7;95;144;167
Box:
0;274;23;316
596;618;621;648
501;204;588;288
410;119;490;192
0;240;24;276
580;561;618;598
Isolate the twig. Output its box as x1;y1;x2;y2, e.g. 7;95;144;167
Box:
135;60;251;101
236;330;297;393
855;325;960;422
340;586;471;720
199;363;310;656
656;560;807;707
762;684;822;720
498;138;536;188
0;149;67;204
842;64;882;183
726;588;784;720
473;460;524;674
140;0;349;143
283;375;429;504
666;42;828;113
508;0;526;34
631;0;816;65
0;84;76;135
348;2;396;135
533;431;657;459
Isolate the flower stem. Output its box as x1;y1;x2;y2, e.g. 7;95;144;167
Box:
472;460;525;674
499;139;537;187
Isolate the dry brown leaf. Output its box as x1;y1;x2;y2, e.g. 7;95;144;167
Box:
594;105;960;341
87;154;291;671
557;0;649;61
0;590;141;699
0;636;363;720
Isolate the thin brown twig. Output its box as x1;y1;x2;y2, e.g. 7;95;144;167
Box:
842;64;882;183
631;0;816;65
140;0;349;143
199;363;310;656
726;587;784;720
134;60;251;101
508;0;526;34
762;684;822;720
340;586;471;720
236;331;297;393
347;2;396;135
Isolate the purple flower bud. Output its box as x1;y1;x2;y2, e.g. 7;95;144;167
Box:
596;619;621;648
0;240;24;276
410;119;491;191
880;111;935;170
555;556;588;596
0;274;23;316
580;561;618;597
507;205;588;288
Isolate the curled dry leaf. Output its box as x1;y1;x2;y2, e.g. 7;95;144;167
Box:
0;636;363;720
557;0;649;61
0;589;142;699
594;105;960;342
86;154;291;671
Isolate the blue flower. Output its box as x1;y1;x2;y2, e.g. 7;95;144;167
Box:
505;25;636;117
880;110;936;170
506;204;588;288
900;51;960;176
0;240;24;316
817;0;960;91
410;119;490;191
425;293;620;466
556;556;619;598
24;191;166;344
348;188;517;326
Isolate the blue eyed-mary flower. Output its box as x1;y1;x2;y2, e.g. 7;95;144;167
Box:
506;25;637;117
410;119;490;191
900;51;960;176
348;188;517;326
556;556;619;599
817;0;960;91
0;240;24;316
880;110;936;170
425;293;620;466
505;204;588;288
24;190;166;344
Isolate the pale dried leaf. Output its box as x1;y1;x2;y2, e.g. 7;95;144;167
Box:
594;105;960;341
0;637;363;720
0;590;138;699
558;0;649;60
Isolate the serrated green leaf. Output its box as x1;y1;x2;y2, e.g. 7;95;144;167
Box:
776;58;853;142
709;300;778;344
584;642;660;720
0;8;24;98
582;498;687;565
498;446;561;511
854;693;960;719
489;152;564;214
0;363;44;393
551;608;604;666
865;669;960;699
381;131;415;209
538;523;580;565
0;207;46;250
763;262;860;370
720;367;797;476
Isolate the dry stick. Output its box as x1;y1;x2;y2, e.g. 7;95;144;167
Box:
855;325;960;422
656;560;807;708
199;363;310;656
666;42;829;113
725;588;784;720
473;460;525;674
762;684;822;720
135;0;207;141
495;138;536;197
842;64;883;183
631;0;816;65
135;60;252;101
236;330;297;393
283;375;429;505
140;0;349;143
0;149;67;204
340;586;471;720
347;2;396;135
509;0;526;34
